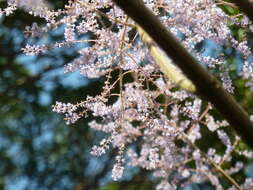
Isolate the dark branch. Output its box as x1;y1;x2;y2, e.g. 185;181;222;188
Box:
113;0;253;149
231;0;253;22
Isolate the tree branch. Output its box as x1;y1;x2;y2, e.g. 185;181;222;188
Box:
112;0;253;149
137;26;196;92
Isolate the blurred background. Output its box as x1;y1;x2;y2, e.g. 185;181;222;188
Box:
0;1;253;190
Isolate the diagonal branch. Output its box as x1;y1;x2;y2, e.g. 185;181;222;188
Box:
137;26;196;92
112;0;253;149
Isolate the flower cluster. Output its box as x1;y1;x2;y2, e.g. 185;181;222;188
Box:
3;0;253;189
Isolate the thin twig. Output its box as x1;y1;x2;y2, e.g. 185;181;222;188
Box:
215;0;238;9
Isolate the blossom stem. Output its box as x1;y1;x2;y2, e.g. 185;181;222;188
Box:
180;132;242;190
